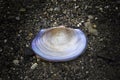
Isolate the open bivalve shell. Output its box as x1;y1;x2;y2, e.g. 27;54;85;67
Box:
32;26;87;62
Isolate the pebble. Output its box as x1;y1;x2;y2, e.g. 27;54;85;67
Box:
89;28;98;35
81;20;84;23
19;8;26;12
53;73;57;76
15;16;20;20
13;60;19;65
54;7;60;11
17;34;20;37
26;44;29;47
93;24;97;28
26;33;33;40
86;71;89;74
95;17;98;20
48;8;53;11
20;76;23;79
90;59;93;62
29;33;33;36
19;30;22;33
12;68;15;70
87;19;90;22
0;78;2;80
77;23;82;27
79;60;82;63
115;7;118;10
99;38;104;41
104;5;109;9
88;15;94;19
81;66;84;69
63;10;67;14
75;6;79;9
4;39;7;43
24;76;28;80
50;71;54;74
37;58;40;62
10;47;13;51
20;56;23;60
99;7;103;12
31;63;38;69
84;22;98;35
53;22;57;27
0;48;2;52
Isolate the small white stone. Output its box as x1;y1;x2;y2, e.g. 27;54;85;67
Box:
31;63;38;69
37;58;40;62
88;15;94;19
104;5;109;9
48;8;53;11
75;6;79;9
17;34;20;37
50;71;54;73
77;23;82;27
115;7;118;10
10;47;13;50
95;17;98;20
12;68;15;70
81;20;84;23
86;71;89;74
19;30;22;33
81;66;84;69
13;60;19;65
54;7;60;11
24;76;28;79
53;22;57;27
4;39;7;43
79;60;82;63
99;38;104;41
15;16;20;20
20;56;23;60
99;7;103;12
0;48;2;52
26;44;29;47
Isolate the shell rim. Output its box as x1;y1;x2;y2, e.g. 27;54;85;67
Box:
31;27;87;62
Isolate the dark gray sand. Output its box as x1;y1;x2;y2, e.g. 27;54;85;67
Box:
0;0;120;80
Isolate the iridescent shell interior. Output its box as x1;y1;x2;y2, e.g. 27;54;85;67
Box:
32;26;87;62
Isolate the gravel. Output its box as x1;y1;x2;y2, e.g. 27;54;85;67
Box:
31;63;38;70
0;0;120;80
13;60;19;65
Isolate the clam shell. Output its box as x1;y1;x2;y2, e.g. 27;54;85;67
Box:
32;26;87;62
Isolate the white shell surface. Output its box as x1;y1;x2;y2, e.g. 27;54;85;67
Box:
32;26;87;62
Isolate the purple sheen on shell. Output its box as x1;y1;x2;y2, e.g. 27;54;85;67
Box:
32;26;87;62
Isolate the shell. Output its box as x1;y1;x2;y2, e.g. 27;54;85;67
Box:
32;26;87;62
